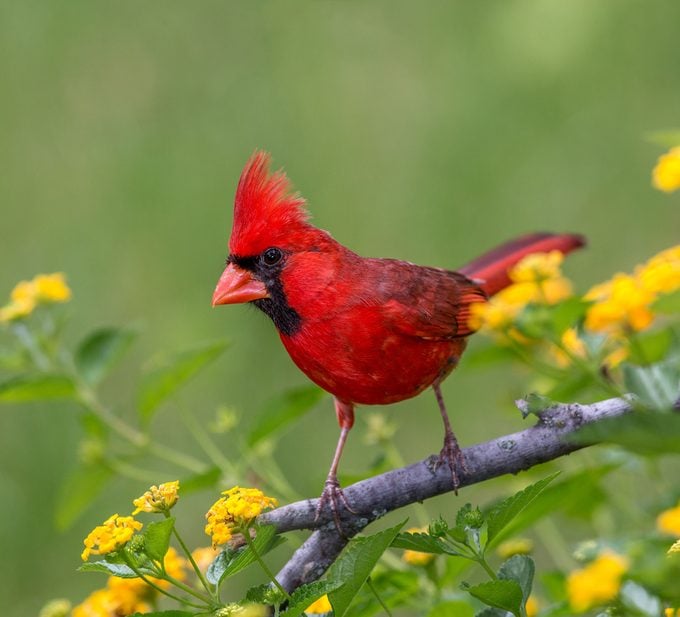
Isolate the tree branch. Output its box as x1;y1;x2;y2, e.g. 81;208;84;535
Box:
258;395;634;592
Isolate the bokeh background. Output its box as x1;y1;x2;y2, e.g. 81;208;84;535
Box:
1;1;679;614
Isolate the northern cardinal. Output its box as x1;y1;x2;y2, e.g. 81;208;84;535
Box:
213;151;584;522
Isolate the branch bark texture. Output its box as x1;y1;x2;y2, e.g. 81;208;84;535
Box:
258;396;633;592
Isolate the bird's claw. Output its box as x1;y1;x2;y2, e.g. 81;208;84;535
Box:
436;434;467;495
315;477;356;535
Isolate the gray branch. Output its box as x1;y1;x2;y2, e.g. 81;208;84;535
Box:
258;395;634;592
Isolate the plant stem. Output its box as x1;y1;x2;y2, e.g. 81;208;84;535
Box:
180;406;238;476
121;553;208;610
166;513;216;600
243;526;291;600
476;555;497;580
12;322;51;370
366;576;393;617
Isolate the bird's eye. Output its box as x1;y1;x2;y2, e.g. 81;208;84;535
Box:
262;247;283;266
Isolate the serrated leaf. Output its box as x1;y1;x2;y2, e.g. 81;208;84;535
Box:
0;373;76;403
465;579;523;617
284;579;344;617
55;464;113;530
486;473;559;544
245;583;272;603
247;386;325;447
76;327;137;385
138;340;228;422
622;362;680;411
78;561;154;578
489;466;616;545
327;520;407;617
498;555;534;603
130;610;196;617
206;525;285;585
570;412;680;455
428;601;475;617
391;532;448;554
144;518;174;562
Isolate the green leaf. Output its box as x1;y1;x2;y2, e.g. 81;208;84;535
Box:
654;289;680;314
465;579;523;617
327;520;407;617
428;601;475;617
78;560;154;578
130;610;196;617
206;525;285;585
247;386;325;447
76;327;136;385
284;580;344;617
627;328;674;365
137;340;228;422
571;412;680;455
498;555;534;603
0;373;75;403
546;298;589;335
143;518;175;562
391;532;449;555
55;463;113;530
518;392;556;418
622;362;680;411
486;473;559;544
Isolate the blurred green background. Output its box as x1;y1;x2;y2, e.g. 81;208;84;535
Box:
1;1;679;614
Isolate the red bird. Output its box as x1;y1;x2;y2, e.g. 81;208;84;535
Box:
213;151;584;520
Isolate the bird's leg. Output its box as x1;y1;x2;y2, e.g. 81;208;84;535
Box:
433;382;467;494
315;398;357;531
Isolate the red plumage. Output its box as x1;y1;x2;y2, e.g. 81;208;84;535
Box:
213;151;585;520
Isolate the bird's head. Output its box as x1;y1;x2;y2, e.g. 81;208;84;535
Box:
212;151;335;335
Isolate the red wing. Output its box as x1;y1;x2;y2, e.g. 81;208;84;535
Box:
372;261;487;340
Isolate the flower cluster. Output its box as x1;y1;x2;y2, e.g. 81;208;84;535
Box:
132;480;180;515
81;514;143;561
0;272;71;323
72;576;152;617
469;250;572;336
566;551;628;612
653;146;680;193
205;487;278;547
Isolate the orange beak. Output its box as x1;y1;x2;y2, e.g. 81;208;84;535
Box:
212;263;269;306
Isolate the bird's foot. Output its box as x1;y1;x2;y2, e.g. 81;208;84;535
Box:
315;477;356;535
436;433;467;495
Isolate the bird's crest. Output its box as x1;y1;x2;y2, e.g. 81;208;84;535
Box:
229;151;312;256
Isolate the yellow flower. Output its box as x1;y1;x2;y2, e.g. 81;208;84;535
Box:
653;146;680;193
510;250;565;283
637;245;680;296
33;273;71;303
469;252;572;337
665;609;680;617
132;480;180;514
205;487;278;548
526;595;539;617
496;537;534;559
306;594;333;614
657;502;680;536
81;514;143;561
0;297;36;322
550;328;587;367
566;551;628;612
0;273;71;323
72;576;152;617
401;526;436;566
585;273;655;334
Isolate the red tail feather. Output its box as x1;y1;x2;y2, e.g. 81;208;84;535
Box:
458;232;585;296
